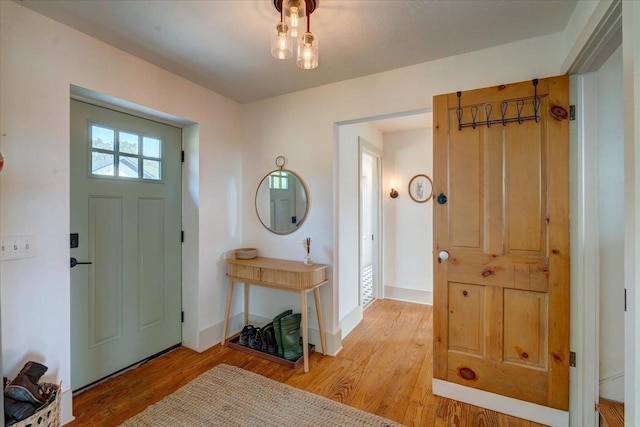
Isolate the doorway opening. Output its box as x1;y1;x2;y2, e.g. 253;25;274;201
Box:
359;139;381;309
336;110;432;339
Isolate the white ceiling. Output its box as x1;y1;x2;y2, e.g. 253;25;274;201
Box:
20;0;578;104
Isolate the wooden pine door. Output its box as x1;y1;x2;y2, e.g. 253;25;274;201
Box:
433;76;570;410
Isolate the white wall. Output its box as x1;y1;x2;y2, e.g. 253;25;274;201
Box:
0;2;243;423
383;128;433;305
595;46;625;401
242;31;566;355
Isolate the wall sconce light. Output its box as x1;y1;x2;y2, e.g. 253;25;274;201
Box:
390;188;398;198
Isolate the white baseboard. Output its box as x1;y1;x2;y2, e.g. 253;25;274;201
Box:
599;372;625;402
197;313;343;356
339;305;363;338
433;379;569;426
384;286;432;305
61;388;75;425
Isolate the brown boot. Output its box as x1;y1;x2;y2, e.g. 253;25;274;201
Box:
4;361;48;406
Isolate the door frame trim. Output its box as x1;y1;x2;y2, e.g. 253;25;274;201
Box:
569;73;600;427
358;137;383;306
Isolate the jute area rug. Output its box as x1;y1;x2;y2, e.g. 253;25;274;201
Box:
120;364;402;427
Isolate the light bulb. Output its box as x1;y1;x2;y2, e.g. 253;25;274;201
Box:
289;7;299;28
284;0;305;38
297;32;318;70
271;21;292;60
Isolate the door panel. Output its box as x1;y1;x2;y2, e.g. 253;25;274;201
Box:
433;76;570;410
449;128;483;250
71;100;182;390
505;119;547;255
138;197;166;329
503;289;547;368
448;282;485;356
89;196;123;346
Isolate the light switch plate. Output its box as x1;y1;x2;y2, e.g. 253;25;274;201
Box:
0;235;36;260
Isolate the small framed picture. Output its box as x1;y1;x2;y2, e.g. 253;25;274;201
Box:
408;174;433;203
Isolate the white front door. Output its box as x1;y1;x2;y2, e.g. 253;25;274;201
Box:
70;100;182;390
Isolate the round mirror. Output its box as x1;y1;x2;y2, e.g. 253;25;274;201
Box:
255;169;309;234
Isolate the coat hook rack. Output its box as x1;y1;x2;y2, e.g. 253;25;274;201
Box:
457;79;540;130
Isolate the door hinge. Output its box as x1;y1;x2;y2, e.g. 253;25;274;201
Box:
625;288;627;311
569;351;576;367
181;150;185;163
181;230;184;243
181;311;184;323
569;105;576;121
372;234;374;241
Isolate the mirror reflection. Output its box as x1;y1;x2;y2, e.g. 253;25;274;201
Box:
255;169;308;234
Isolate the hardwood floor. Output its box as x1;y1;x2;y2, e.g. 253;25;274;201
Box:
68;299;546;426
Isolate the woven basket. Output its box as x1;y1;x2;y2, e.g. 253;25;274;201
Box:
234;248;257;259
13;383;61;427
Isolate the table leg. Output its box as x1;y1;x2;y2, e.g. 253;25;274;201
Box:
221;279;235;345
300;290;309;372
244;283;250;326
313;287;327;355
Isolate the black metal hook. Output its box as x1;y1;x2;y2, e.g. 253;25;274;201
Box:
516;100;525;124
533;78;540;123
456;91;463;131
471;106;478;129
485;104;492;128
501;101;508;126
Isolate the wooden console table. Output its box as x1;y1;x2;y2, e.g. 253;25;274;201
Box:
222;257;328;372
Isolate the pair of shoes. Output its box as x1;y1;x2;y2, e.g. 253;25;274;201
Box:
272;310;304;361
280;313;303;361
272;310;293;358
3;362;51;425
239;325;255;346
248;328;264;350
4;396;36;424
262;323;277;355
5;361;48;406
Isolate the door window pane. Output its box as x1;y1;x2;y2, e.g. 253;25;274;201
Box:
119;156;139;178
92;126;114;150
119;132;139;155
92;152;114;176
89;125;163;181
143;159;161;180
143;137;161;158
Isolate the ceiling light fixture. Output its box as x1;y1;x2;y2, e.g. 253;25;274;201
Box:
271;0;319;70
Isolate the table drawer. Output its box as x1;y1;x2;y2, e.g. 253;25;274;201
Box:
260;267;326;288
227;264;261;281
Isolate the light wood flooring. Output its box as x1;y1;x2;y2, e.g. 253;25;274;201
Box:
68;299;546;426
598;398;624;427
